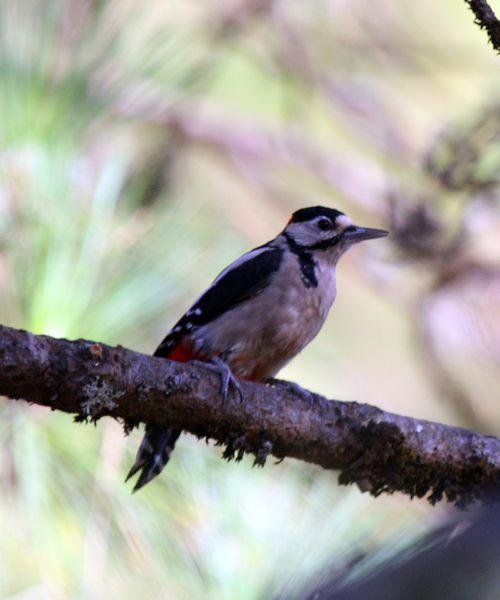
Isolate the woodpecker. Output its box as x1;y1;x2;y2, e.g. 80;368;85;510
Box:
126;206;388;491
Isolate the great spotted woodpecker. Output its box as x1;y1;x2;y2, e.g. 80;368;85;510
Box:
126;206;388;491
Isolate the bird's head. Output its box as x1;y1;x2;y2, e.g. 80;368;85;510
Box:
283;206;388;259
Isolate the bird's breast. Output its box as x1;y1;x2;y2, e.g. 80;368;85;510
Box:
271;252;337;347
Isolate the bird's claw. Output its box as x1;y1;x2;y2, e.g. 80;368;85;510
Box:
194;357;243;406
267;378;315;408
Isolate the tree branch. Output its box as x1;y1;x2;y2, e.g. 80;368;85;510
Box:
0;324;498;507
304;503;500;599
465;0;500;51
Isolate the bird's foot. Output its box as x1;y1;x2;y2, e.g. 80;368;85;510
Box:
194;357;244;406
266;378;315;408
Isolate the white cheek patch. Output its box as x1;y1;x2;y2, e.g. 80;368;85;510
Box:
336;214;353;230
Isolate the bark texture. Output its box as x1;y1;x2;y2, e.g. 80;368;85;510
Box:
0;324;498;507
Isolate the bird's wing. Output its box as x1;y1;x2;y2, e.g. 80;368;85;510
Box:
154;243;283;359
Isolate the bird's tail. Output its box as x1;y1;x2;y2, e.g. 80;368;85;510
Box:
125;425;181;492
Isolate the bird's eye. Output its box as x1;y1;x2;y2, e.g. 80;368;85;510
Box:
317;218;333;231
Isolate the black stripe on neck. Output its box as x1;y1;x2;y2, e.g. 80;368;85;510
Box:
283;233;318;288
306;235;342;251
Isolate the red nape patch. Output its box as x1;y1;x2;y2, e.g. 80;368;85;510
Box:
167;340;199;363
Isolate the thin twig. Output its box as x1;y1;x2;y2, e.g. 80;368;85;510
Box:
465;0;500;52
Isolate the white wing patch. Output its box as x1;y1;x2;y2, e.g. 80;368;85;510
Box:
212;246;273;285
183;246;274;320
154;243;281;358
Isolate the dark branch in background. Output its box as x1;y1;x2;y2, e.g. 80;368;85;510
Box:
465;0;500;51
0;324;499;507
303;503;500;599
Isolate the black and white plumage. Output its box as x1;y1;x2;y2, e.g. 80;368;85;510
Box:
126;206;388;491
153;244;283;361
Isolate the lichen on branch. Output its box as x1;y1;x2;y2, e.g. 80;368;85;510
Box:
0;324;498;507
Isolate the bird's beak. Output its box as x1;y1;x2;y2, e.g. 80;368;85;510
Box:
343;226;389;243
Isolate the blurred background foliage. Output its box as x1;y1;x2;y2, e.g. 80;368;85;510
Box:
0;0;499;598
